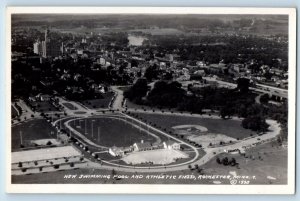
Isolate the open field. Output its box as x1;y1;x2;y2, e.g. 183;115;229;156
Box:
126;100;157;111
131;113;253;140
201;142;287;184
81;92;114;109
32;101;59;112
188;134;237;147
12;119;57;151
69;116;158;147
62;102;77;110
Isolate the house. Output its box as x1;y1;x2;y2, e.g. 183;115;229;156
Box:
40;95;51;102
36;94;51;102
232;64;244;73
109;146;125;157
194;70;206;76
208;63;227;74
133;141;152;152
28;96;37;102
163;140;180;150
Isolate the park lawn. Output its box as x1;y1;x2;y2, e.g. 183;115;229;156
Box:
201;142;287;184
62;102;77;110
34;101;59;112
126;100;157;111
130;113;253;140
69;116;158;147
11;119;57;151
81;92;114;109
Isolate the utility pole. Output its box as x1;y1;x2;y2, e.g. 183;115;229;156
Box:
91;120;95;138
98;127;100;143
20;131;23;145
85;119;87;135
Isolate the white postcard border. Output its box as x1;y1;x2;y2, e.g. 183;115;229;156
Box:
5;6;296;194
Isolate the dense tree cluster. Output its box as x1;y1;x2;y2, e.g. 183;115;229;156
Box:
147;81;185;108
123;78;148;104
126;78;287;135
144;64;160;82
216;157;237;166
241;115;269;132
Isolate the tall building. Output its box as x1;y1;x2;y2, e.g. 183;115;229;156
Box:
41;29;61;58
33;40;42;55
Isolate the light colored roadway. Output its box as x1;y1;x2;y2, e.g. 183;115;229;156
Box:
203;77;287;98
110;86;124;111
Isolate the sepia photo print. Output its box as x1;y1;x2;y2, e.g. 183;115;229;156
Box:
6;7;296;194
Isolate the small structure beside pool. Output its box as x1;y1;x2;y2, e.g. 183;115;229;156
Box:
108;140;181;157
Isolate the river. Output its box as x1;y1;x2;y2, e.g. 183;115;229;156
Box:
128;35;147;46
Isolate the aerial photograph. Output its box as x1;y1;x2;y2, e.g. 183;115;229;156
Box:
10;13;289;185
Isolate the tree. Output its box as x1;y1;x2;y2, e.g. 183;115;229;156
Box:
236;78;250;93
230;158;237;166
242;115;269;132
18;162;22;167
260;94;270;104
111;169;116;176
222;157;229;166
124;78;148;103
147;81;185;108
220;103;234;119
144;64;159;81
216;157;221;164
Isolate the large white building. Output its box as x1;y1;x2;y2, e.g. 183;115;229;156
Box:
33;29;62;58
163;140;180;150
